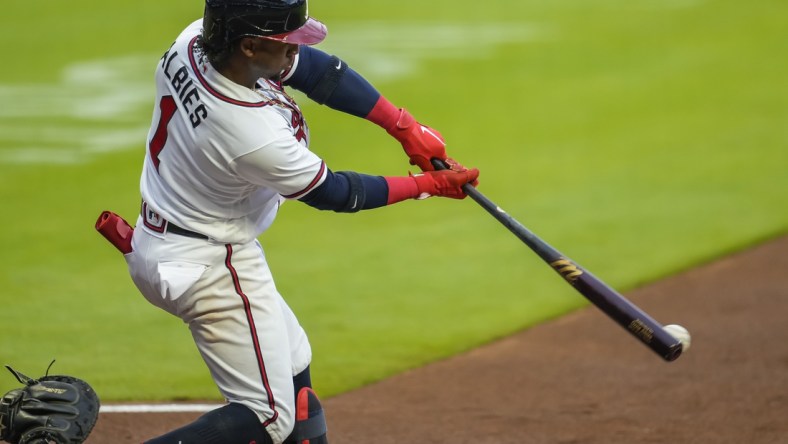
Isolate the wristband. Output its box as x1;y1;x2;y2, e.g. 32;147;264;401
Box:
365;96;400;130
384;176;420;204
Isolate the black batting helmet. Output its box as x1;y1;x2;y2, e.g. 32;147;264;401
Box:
204;0;327;47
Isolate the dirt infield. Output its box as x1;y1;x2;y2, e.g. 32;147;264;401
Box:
88;236;788;443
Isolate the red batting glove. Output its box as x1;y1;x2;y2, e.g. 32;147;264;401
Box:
442;157;479;187
411;167;480;200
385;108;448;172
366;97;470;172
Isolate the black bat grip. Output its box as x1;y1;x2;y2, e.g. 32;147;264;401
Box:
430;157;451;171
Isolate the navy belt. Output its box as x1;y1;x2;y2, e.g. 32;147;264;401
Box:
166;223;208;239
141;200;209;240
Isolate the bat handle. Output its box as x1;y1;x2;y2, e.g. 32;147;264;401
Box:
430;158;479;194
430;157;449;170
430;157;499;215
430;157;453;172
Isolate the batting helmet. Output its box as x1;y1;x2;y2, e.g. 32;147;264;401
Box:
204;0;327;47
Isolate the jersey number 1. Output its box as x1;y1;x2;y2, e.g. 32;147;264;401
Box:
149;95;177;171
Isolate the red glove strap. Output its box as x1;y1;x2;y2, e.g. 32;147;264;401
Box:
365;97;419;140
367;96;447;172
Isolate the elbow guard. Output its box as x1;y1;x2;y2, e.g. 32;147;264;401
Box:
335;171;365;213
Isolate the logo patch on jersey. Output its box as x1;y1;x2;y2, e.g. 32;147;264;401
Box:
142;201;166;232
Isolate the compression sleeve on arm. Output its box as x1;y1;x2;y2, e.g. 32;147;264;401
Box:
300;169;386;212
300;169;422;212
284;46;381;118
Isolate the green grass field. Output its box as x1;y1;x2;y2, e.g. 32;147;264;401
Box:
1;0;786;400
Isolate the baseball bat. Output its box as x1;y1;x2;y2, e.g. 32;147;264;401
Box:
432;159;683;361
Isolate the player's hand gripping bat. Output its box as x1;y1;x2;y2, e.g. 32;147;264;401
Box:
432;158;684;361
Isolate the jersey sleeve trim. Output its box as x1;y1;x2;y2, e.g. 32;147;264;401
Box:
282;161;327;199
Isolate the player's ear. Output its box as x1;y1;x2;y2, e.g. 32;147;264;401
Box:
238;37;258;58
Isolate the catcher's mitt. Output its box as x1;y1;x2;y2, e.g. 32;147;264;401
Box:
0;362;100;444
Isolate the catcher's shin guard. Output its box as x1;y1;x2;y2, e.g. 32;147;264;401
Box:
286;387;328;444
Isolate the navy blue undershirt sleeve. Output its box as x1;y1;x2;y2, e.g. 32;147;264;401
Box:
299;168;389;212
284;46;381;118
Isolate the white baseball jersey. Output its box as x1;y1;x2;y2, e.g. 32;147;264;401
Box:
140;19;326;243
127;19;321;443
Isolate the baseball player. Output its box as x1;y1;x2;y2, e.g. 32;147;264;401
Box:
125;0;479;443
